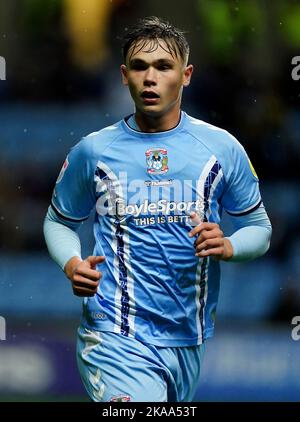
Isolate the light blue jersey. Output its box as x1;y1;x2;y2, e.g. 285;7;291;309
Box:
51;111;261;346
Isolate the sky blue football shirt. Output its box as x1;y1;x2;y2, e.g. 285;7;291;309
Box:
51;111;261;346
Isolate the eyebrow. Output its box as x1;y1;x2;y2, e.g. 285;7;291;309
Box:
129;58;175;67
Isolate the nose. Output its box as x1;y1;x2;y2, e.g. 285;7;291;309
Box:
143;66;157;86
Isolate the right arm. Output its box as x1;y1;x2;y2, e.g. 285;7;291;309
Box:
44;138;105;296
43;206;105;296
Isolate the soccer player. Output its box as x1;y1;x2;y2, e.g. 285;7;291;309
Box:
44;17;272;402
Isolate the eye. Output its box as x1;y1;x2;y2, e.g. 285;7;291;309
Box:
158;64;172;71
130;63;148;71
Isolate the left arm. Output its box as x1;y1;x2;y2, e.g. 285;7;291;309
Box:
189;204;272;262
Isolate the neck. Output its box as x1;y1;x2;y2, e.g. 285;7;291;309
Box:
134;108;181;133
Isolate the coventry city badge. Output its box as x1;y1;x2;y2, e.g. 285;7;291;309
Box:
145;148;169;175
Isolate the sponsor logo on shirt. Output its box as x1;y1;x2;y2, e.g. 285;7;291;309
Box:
116;198;202;218
91;312;106;320
144;179;173;187
95;172;204;220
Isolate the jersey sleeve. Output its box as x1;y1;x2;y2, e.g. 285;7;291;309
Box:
51;138;97;222
221;137;261;216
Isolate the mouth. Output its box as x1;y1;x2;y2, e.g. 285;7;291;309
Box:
141;91;160;104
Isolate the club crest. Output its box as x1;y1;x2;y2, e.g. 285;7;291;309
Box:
110;394;131;402
146;148;168;174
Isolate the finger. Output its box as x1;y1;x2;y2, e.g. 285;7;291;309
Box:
86;255;106;269
76;267;102;281
73;275;99;289
190;211;202;225
196;246;224;257
73;283;98;292
194;228;224;246
189;224;203;238
195;238;223;253
189;222;218;238
73;286;97;297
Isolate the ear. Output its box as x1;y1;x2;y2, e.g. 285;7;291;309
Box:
183;64;193;87
120;64;128;86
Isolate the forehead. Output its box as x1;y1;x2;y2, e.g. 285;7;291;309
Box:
127;38;181;63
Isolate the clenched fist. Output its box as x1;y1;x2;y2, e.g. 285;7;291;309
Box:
189;212;233;260
64;255;106;297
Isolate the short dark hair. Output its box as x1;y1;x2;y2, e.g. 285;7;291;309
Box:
122;16;190;64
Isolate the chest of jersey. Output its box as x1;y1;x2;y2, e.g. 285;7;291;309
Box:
94;134;224;225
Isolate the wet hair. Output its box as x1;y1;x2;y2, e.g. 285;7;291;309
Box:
122;16;190;64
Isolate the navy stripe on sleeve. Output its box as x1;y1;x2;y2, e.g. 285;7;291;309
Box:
226;200;262;217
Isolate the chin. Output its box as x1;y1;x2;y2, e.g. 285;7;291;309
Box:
139;106;164;116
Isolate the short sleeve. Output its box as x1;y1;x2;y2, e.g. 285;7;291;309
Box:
51;138;97;221
221;140;261;216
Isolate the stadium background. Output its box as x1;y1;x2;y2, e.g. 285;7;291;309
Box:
0;0;300;402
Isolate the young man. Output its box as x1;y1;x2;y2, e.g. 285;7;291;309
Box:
44;17;272;402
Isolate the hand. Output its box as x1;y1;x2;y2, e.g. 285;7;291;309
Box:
64;255;106;297
188;212;233;260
